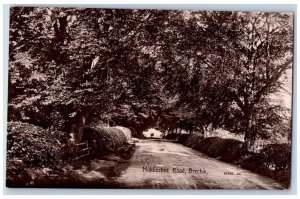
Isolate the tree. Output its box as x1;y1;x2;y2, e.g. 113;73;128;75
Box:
194;12;292;149
8;8;293;148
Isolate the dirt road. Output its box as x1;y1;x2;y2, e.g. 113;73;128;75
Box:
107;139;284;189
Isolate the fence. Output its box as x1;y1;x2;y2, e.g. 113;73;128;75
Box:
59;141;90;161
73;142;90;160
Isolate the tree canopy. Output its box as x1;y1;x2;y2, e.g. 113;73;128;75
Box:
8;7;293;149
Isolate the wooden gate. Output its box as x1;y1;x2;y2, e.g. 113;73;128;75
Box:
73;142;90;160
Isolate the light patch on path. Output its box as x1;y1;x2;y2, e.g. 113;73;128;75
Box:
143;128;163;138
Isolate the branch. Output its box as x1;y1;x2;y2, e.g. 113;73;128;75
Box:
253;59;292;104
231;91;245;111
9;40;33;57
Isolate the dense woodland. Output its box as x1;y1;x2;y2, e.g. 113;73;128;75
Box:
7;7;293;187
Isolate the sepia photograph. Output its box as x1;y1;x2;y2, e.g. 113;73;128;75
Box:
6;6;293;190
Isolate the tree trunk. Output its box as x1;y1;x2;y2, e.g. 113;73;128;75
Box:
203;126;207;138
242;111;257;153
69;108;90;144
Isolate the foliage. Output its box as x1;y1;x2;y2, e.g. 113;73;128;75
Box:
240;144;291;188
164;133;180;140
115;126;132;142
81;125;135;159
7;8;293;188
173;133;290;187
6;121;70;186
8;7;292;150
184;133;204;148
260;143;291;172
164;133;250;161
6;164;108;188
176;134;190;144
7;121;68;168
170;134;243;162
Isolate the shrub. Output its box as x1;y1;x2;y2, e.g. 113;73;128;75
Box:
177;134;190;144
219;139;243;162
6;121;69;186
7;121;68;169
239;144;291;188
164;133;179;140
260;143;291;172
82;125;135;158
239;152;265;172
195;137;224;157
187;136;243;162
114;126;132;142
184;133;204;148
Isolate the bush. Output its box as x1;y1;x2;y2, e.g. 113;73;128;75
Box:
260;143;291;172
82;125;135;158
164;133;179;140
219;139;243;162
177;134;190;144
114;126;132;142
194;137;223;156
239;152;265;172
6;121;70;186
7;121;69;169
184;133;204;148
239;144;291;188
177;132;291;188
183;136;243;162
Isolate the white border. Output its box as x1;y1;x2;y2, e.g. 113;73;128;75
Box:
1;0;299;198
0;0;299;4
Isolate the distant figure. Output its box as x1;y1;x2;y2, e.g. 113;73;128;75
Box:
151;133;154;137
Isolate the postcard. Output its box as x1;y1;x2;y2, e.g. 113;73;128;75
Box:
6;6;293;189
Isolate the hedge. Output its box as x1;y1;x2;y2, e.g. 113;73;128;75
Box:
184;133;204;148
168;132;291;188
177;134;190;144
164;133;180;140
114;126;132;142
82;125;135;159
192;137;243;162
